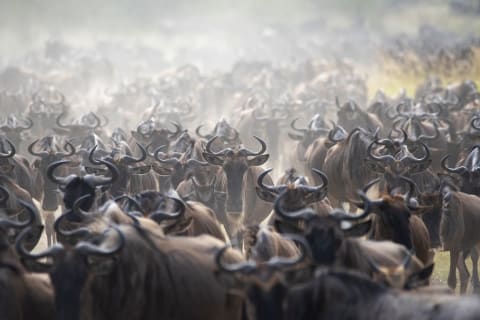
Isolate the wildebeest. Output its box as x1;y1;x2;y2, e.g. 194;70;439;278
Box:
238;267;480;320
273;191;428;287
17;201;245;320
357;177;432;265
322;127;378;206
0;200;54;320
202;135;272;237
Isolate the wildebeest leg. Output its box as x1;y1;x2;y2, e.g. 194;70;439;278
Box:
448;249;459;290
470;248;480;292
227;213;244;248
458;250;470;294
43;210;55;247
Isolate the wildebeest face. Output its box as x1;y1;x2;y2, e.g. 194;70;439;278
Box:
203;136;269;213
305;219;343;265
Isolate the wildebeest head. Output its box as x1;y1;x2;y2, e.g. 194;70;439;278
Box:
29;137;76;210
131;119;182;151
0;198;38;251
288;115;330;148
152;144;208;189
215;234;309;320
47;158;119;210
391;103;441;144
336;97;381;132
357;177;420;250
441;146;480;195
0;115;33;148
16;224;125;320
203;135;269;213
89;144;149;197
366;138;431;187
367;250;434;290
196;118;241;148
256;168;328;211
274;191;372;265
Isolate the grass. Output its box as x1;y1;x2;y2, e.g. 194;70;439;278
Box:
431;250;450;286
365;47;480;99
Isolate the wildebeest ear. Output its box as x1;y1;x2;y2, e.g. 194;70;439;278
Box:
364;159;385;173
202;152;224;166
274;219;302;235
247;154;269;166
255;186;276;202
129;165;151;175
343;219;372;237
288;133;304;141
406;263;434;289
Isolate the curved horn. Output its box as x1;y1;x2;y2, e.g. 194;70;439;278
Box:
122;143;147;163
88;145;102;165
54;195;92;239
19;117;34;130
310;168;328;189
441;155;466;174
55;112;71;129
75;225;125;257
290;118;308;133
153;145;179;165
149;197;186;223
28;139;48;157
327;123;347;143
216;245;257;273
0;199;36;229
417;122;439;141
0;138;15;158
58;141;76;157
85;112;101;128
471;116;480;131
196;125;210;138
257;168;279;193
367;141;395;162
404;141;430;163
426;103;442;117
329;191;372;221
205;136;230;156
264;234;311;269
46;160;75;185
242;136;267;156
363;177;381;194
16;227;64;260
168;121;182;136
398;176;418;210
274;191;317;221
84;159;119;187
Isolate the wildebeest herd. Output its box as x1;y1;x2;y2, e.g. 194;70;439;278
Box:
1;38;480;320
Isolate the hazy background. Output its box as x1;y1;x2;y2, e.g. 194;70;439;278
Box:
1;0;479;72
